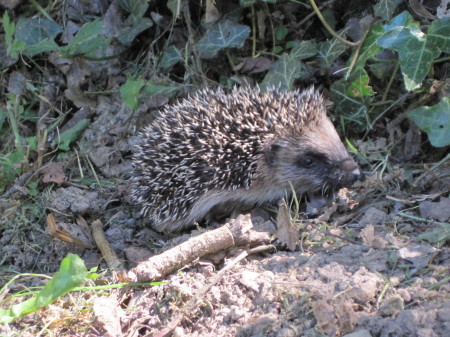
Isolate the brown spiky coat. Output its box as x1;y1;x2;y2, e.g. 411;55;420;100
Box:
131;86;363;232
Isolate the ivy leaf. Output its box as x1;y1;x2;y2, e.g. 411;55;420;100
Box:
261;40;317;90
345;69;375;97
378;12;450;90
260;54;304;90
117;18;153;46
408;97;450;147
373;0;403;20
316;36;346;67
288;40;318;60
194;19;250;59
427;17;450;53
352;24;385;71
119;0;149;24
330;78;371;131
160;45;183;69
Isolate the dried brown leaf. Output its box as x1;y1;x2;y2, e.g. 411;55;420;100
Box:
275;202;298;251
42;162;67;186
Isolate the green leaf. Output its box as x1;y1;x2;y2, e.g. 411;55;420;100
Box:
26;181;39;196
26;136;38;152
15;17;62;44
53;118;91;151
0;254;88;323
261;40;316;90
3;11;24;58
119;0;150;24
368;62;391;80
22;39;59;57
316;37;346;67
408;97;450;147
351;24;385;71
322;9;337;30
260;54;304;90
194;19;250;59
272;45;283;54
427;17;450;53
383;10;417;30
275;26;288;41
120;75;145;109
373;0;403;20
345;69;375;97
62;21;111;57
288;40;318;60
117;18;153;46
160;45;183;69
3;11;14;46
15;17;62;56
377;13;450;90
330;78;371;130
0;150;24;192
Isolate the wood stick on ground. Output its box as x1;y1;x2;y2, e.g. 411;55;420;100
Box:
125;214;272;283
91;219;125;271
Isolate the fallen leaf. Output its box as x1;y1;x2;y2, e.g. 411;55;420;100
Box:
42;162;67;186
419;197;450;222
398;244;438;269
234;57;273;74
275;201;298;251
47;213;94;249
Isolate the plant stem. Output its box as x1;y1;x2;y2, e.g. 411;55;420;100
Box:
308;0;360;47
251;5;257;57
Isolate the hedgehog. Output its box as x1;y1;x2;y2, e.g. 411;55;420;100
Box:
131;86;364;232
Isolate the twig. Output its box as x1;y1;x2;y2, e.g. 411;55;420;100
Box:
124;214;272;283
92;219;125;271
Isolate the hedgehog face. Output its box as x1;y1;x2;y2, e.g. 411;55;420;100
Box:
263;116;364;197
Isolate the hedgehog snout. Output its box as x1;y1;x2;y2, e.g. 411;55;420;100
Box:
339;158;365;186
351;167;365;182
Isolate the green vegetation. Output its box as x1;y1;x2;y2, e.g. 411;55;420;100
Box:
0;254;88;324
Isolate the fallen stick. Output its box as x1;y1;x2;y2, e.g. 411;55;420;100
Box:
123;214;272;283
92;219;125;271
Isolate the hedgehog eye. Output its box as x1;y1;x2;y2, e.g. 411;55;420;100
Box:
298;156;314;168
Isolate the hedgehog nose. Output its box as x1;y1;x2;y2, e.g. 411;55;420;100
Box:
341;159;365;183
352;168;365;182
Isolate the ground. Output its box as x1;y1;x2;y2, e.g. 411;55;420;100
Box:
1;0;450;336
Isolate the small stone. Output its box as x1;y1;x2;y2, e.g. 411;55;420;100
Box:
380;295;404;316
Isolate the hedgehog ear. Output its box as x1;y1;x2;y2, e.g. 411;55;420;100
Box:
264;143;282;165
